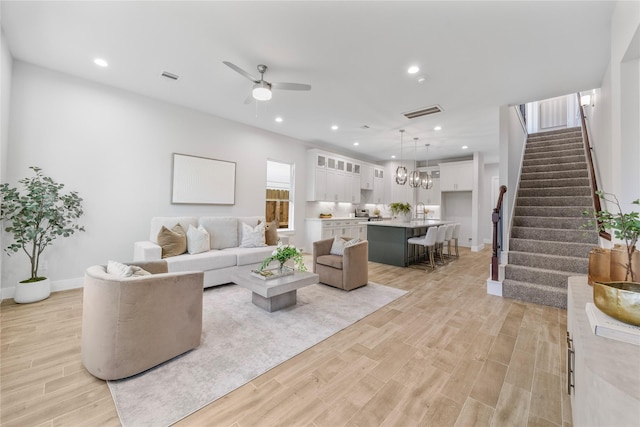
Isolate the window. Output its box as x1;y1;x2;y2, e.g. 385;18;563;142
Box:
266;160;294;229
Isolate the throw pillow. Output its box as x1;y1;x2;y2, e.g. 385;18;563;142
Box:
107;260;133;277
187;224;211;254
157;223;187;258
240;222;267;248
329;236;360;256
131;266;152;276
264;220;279;246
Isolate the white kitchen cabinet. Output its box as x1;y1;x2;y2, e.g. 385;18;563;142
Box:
361;164;374;190
439;160;473;192
305;219;368;253
372;167;385;204
307;152;327;201
417;178;441;205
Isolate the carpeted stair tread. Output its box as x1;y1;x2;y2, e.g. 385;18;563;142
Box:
521;169;589;181
525;142;583;155
508;251;588;274
517;186;591;197
524;148;585;161
519;177;590;188
522;162;588;174
510;238;595;258
511;226;598;243
504;264;574;288
523;155;586;167
514;206;589;218
516;196;593;207
513;216;592;229
526;137;583;147
502;279;568;309
527;127;581;139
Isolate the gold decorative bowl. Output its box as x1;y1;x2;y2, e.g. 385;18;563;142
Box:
593;281;640;326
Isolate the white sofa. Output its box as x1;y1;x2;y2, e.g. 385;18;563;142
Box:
133;216;287;287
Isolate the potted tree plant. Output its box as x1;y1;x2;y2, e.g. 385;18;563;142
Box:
0;167;85;303
586;191;639;282
389;202;412;222
584;191;640;325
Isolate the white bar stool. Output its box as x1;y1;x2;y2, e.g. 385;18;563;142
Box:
407;227;438;269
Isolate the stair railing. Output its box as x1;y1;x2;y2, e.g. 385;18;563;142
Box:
577;93;610;240
491;185;508;281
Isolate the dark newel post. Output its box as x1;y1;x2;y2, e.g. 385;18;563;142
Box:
491;185;507;281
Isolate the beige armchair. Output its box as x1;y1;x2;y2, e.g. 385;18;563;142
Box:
82;260;204;380
313;237;368;291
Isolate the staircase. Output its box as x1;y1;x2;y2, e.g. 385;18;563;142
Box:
503;127;598;309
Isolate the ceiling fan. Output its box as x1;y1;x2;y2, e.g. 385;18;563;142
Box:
223;61;311;103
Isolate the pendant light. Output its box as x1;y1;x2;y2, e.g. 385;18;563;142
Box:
421;143;434;190
409;137;421;188
395;129;407;185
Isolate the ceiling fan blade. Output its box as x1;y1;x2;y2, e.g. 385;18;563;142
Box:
271;82;311;91
223;61;259;83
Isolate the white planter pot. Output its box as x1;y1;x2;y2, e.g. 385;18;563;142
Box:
14;278;51;304
394;212;412;223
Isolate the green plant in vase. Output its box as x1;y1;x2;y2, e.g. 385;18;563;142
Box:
584;190;639;282
259;241;307;273
1;167;85;303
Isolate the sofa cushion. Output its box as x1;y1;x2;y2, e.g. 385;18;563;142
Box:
149;217;198;243
187;224;210;254
223;246;276;267
157;224;187;258
264;220;279;246
165;250;237;272
240;221;267;248
199;217;238;249
316;254;343;269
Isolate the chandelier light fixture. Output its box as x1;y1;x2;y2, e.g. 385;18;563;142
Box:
409;137;421;188
395;129;407;185
421;143;434;190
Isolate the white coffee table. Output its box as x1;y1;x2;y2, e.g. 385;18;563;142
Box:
232;269;319;312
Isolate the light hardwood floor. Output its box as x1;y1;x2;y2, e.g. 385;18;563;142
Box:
1;247;572;426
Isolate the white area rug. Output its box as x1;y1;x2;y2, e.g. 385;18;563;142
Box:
108;282;407;427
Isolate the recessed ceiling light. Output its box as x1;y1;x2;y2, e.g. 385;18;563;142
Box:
462;145;468;150
275;117;283;123
417;76;426;83
331;125;338;130
407;65;420;74
353;142;359;146
391;155;396;159
434;126;442;131
94;58;108;67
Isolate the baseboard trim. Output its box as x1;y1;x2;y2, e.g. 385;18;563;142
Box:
1;277;83;302
486;278;503;296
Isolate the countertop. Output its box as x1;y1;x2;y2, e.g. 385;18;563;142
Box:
365;219;449;228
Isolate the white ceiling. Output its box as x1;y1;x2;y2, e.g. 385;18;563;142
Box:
1;1;615;164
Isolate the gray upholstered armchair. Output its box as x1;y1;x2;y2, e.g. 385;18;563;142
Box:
82;260;204;380
313;237;368;291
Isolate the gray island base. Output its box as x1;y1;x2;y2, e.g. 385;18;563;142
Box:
367;220;452;267
232;269;320;312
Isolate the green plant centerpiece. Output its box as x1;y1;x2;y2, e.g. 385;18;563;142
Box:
584;190;639;282
0;167;84;302
388;202;411;216
258;240;307;273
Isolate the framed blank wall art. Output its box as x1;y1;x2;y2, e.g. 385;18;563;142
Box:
171;153;236;205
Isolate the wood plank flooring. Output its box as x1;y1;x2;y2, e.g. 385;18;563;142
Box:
1;247;572;426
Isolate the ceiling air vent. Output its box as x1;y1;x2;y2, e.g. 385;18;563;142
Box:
403;104;443;119
161;71;180;81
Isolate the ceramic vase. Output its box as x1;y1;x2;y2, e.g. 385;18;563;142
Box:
14;278;51;304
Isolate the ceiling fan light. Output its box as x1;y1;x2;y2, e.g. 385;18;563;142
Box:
252;82;272;101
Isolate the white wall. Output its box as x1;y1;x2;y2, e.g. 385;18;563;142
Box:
499;105;527;254
2;61;311;296
481;163;500;243
588;1;640;237
1;29;13;289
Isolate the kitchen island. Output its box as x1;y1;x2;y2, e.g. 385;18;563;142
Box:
367;219;451;267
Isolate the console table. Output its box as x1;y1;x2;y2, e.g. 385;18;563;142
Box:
567;277;640;426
